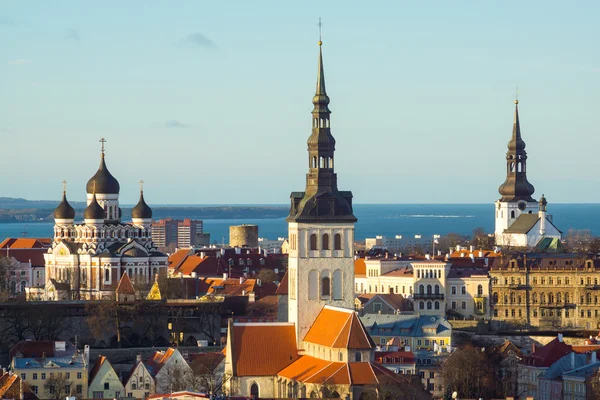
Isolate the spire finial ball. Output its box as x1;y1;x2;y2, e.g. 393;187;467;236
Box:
514;99;519;105
318;40;322;46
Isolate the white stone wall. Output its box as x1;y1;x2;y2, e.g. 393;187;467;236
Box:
494;200;538;239
288;222;355;342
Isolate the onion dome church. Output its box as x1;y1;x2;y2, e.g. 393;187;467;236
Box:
494;100;561;248
43;141;167;301
224;38;402;399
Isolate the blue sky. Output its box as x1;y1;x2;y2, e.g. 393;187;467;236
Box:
2;1;600;205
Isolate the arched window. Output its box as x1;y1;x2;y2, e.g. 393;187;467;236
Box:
104;268;110;282
334;234;342;250
310;234;318;250
419;285;424;294
333;270;343;300
587;292;592;304
540;293;546;303
322;277;330;297
250;383;259;398
322;234;330;250
557;292;562;303
312;156;317;168
565;293;570;303
510;292;516;304
338;352;343;361
434;301;440;310
532;293;538;303
427;301;432;310
434;285;440;294
427;285;432;294
518;295;522;304
510;210;515;218
308;270;318;300
355;352;362;362
548;293;554;304
477;284;483;296
419;301;424;310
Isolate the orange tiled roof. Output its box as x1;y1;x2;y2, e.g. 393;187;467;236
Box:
0;374;18;398
146;348;176;374
176;255;206;275
0;238;50;249
232;323;297;376
275;271;288;295
116;273;135;295
303;306;374;349
354;258;366;277
168;249;192;270
88;355;106;385
278;355;403;385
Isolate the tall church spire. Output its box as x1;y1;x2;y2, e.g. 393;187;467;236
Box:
498;99;535;202
287;38;356;223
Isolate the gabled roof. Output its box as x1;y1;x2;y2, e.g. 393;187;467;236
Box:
504;213;540;234
356;293;412;312
146;348;177;375
360;314;452;339
0;238;51;249
89;355;107;384
524;338;572;368
168;249;192;270
116;273;135;295
277;355;404;385
276;271;288;295
303;306;374;349
231;323;297;376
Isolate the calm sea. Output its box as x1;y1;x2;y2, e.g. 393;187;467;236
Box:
2;203;599;242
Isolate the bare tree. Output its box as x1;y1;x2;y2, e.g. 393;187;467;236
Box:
43;373;73;400
0;256;18;301
441;345;497;399
361;378;432;400
257;269;278;283
189;354;230;396
195;296;224;344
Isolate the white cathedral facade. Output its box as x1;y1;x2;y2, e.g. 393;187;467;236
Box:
494;100;561;248
41;144;167;300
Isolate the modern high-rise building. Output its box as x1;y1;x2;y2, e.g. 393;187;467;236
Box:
152;218;205;250
151;218;179;249
177;218;204;248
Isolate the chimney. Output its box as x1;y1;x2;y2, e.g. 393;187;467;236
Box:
425;254;431;260
239;276;244;285
479;250;484;258
469;245;474;252
558;333;564;342
223;273;228;280
571;351;575;369
470;254;475;263
191;272;197;278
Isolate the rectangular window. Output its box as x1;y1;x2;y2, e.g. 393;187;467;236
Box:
451;286;456;295
77;385;82;394
419;371;425;379
20;373;26;380
424;339;430;346
33;373;37;380
65;372;70;379
41;373;46;380
93;391;104;399
104;382;110;390
374;302;382;312
77;372;82;379
440;340;445;346
32;386;38;394
380;338;386;345
429;371;435;379
461;286;466;295
428;383;434;391
417;339;422;346
462;301;466;310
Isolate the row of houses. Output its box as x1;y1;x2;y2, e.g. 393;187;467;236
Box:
8;340;224;400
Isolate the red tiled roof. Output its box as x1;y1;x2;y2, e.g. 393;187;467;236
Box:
276;271;288;295
231;323;297;376
116;273;135;295
0;248;47;267
88;355;106;385
374;351;416;364
278;356;404;385
572;345;600;354
188;353;225;374
168;249;192;270
525;338;572;367
146;348;176;375
0;238;50;249
9;341;61;359
303;306;374;349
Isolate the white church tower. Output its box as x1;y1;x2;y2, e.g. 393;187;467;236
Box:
286;39;357;343
495;99;538;244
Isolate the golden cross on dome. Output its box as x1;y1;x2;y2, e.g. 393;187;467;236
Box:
62;180;67;193
317;18;323;45
99;137;106;154
139;180;144;192
515;87;519;105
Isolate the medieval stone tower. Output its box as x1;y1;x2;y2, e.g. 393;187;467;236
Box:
286;39;357;343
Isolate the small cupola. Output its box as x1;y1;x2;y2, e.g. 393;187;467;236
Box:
131;188;152;220
54;186;75;221
84;193;105;221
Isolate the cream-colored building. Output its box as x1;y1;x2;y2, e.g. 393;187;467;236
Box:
12;354;88;399
124;358;156;399
355;256;490;318
88;355;124;399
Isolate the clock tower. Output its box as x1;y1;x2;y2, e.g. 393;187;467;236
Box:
286;39;357;343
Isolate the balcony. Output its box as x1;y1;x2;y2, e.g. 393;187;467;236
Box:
413;293;445;300
585;285;600;290
508;284;529;290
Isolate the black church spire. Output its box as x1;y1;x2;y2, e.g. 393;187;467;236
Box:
498;100;536;202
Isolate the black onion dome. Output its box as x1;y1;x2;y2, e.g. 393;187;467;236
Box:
131;191;152;219
54;192;75;220
86;154;120;194
84;193;105;220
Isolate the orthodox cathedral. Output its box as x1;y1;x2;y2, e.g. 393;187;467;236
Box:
224;40;401;399
43;143;167;300
494;100;561;247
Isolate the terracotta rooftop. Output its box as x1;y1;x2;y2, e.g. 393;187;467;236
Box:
116;273;135;295
278;355;404;385
354;258;366;277
88;355;107;385
231;323;298;376
303;306;374;349
524;337;572;367
146;348;176;375
0;238;51;249
276;270;288;295
356;293;413;312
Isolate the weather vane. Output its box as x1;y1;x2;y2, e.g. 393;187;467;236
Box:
99;137;106;154
139;180;144;192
